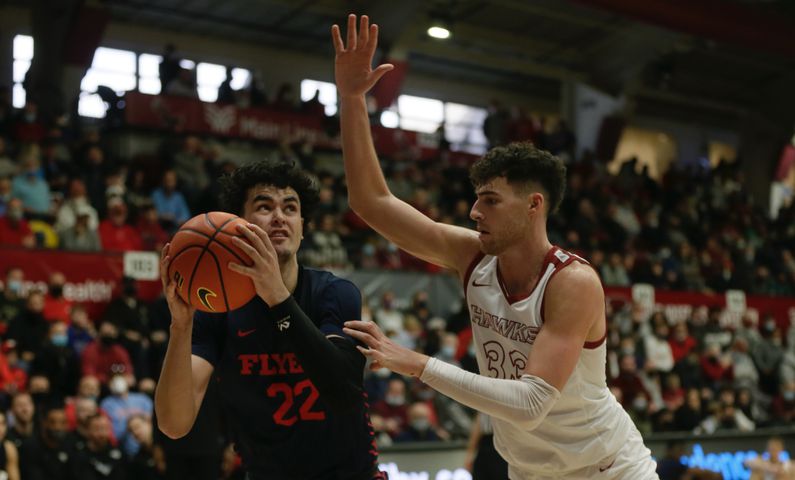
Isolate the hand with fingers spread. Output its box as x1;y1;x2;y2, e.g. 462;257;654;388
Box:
160;243;195;331
228;223;291;307
332;14;394;98
343;320;430;378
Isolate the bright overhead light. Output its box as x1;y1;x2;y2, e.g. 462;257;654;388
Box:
427;25;451;39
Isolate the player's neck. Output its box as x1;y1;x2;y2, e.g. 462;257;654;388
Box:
280;256;299;294
496;232;552;297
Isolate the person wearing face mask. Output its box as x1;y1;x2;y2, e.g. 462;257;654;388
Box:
394;402;442;442
72;414;126;480
0;198;35;248
28;407;73;480
11;152;51;216
772;382;795;424
101;374;153;456
103;278;152;383
80;320;134;385
371;378;410;439
31;321;81;402
43;272;73;324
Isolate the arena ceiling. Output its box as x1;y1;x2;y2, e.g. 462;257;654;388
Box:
21;0;795;125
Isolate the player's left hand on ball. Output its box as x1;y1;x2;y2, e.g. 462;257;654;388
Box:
343;320;429;378
229;223;290;306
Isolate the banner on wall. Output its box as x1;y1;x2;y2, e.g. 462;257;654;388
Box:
0;247;161;319
123;92;477;164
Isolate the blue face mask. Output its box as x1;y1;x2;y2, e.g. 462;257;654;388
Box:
51;334;68;347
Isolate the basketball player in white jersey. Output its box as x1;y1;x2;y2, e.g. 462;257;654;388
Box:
332;15;659;479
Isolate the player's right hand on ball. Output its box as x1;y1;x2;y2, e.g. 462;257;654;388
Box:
160;243;195;330
332;14;393;98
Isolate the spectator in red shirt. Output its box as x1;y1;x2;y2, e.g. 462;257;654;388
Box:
98;197;142;252
136;203;169;251
80;320;134;385
370;377;410;439
12;101;46;144
669;321;697;363
610;354;652;409
0;198;35;247
43;271;72;324
700;343;733;389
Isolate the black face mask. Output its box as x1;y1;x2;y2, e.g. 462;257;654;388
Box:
100;336;116;347
49;285;63;298
48;429;68;443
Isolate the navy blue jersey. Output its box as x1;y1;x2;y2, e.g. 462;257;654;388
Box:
191;266;379;480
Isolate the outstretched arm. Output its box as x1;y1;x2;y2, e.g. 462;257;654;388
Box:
333;15;480;276
343;264;603;430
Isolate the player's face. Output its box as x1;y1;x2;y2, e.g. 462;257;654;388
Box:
470;177;530;255
243;185;304;261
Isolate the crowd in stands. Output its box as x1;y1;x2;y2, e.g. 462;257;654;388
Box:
0;55;794;478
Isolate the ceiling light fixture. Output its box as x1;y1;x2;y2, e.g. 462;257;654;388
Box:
427;23;451;40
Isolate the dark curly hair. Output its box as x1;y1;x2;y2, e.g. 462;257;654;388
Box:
219;160;320;219
469;142;567;214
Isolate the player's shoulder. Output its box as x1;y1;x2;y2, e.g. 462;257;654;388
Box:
303;267;361;299
547;260;602;301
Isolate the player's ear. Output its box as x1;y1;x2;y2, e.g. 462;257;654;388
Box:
527;192;544;216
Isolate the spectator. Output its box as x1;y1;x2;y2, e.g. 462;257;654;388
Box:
394;402;443;442
0;410;20;480
30;321;81;401
302;213;350;270
12;101;45;144
102;278;151;379
136;202;170;251
165;68;197;98
67;304;97;356
272;82;296;111
0;198;34;248
216;68;235;104
668;322;697;364
100;374;153;456
72;414;126;480
643;322;674;374
98;198;143;252
29;406;72;480
127;414;164;480
7;392;35;478
151;169;190;231
54;178;99;234
7;290;50;364
754;318;785;395
611;354;651;410
601;252;631;287
673;388;703;431
374;291;404;335
171;136;209;203
80;146;113;217
771;382;795;424
482;99;509;148
370;378;409;439
80;320;134;385
11;151;50;216
730;336;759;391
60;206;102;251
700;343;733;389
43;272;72;324
158;44;181;91
0;176;12;216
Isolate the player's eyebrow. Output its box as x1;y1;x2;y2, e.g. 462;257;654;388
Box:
476;190;500;197
252;194;300;204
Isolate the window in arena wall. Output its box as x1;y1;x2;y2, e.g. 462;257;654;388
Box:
12;35;33;108
138;54;162;95
196;62;226;102
609;127;677;180
301;79;338;116
79;47;137;118
444;102;488;154
397;94;444;134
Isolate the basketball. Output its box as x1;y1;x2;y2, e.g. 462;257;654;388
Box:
167;212;257;312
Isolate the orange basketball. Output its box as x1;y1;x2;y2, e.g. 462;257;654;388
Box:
167;212;257;313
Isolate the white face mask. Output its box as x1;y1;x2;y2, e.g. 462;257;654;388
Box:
109;377;128;396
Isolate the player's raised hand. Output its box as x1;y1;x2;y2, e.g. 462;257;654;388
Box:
229;223;291;307
332;14;394;98
343;320;430;378
160;243;195;330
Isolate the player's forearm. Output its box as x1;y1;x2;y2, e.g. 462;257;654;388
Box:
154;326;196;438
339;95;391;213
420;358;561;431
268;297;364;412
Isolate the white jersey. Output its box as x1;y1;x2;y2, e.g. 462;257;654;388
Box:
464;246;648;478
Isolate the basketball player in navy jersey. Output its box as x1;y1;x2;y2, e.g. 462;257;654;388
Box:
155;161;383;480
334;15;658;479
